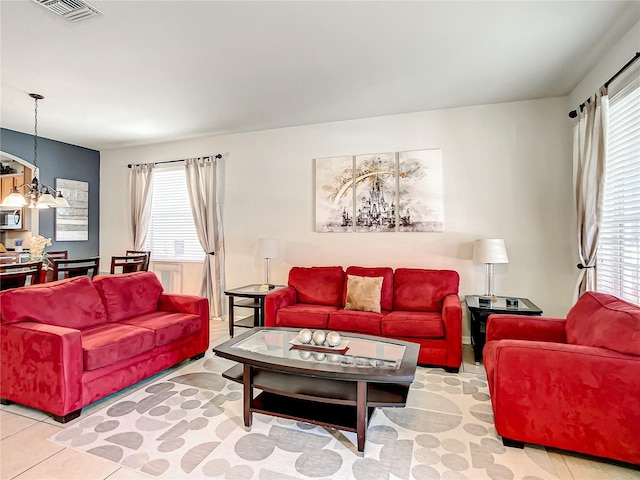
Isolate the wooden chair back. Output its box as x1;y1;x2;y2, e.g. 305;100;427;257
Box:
110;255;146;274
0;252;21;265
47;250;68;260
125;250;151;271
51;257;100;281
0;261;43;290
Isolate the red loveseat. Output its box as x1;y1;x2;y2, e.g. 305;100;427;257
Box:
483;291;640;465
0;271;209;422
265;266;462;371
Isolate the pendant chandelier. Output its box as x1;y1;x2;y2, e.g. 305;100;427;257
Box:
0;93;70;209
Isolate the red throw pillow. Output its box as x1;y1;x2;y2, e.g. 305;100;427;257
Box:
93;271;163;322
0;276;108;329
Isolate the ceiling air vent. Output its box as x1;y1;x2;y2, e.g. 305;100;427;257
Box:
32;0;103;22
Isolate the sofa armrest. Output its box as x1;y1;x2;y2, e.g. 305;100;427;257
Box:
158;294;210;352
158;293;209;317
442;294;463;367
0;322;83;416
265;287;297;327
484;339;640;462
486;315;566;343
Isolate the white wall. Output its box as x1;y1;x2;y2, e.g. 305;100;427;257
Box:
569;20;640;106
101;97;575;339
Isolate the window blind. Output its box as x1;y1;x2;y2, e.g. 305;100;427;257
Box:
597;75;640;305
144;167;204;261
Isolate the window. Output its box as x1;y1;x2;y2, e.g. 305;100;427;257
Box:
144;166;204;261
597;73;640;304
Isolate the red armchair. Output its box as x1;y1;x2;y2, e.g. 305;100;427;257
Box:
483;291;640;465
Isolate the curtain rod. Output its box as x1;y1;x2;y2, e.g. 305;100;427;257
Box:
568;51;640;118
127;153;222;169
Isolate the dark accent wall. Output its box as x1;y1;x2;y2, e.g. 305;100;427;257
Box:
0;128;100;258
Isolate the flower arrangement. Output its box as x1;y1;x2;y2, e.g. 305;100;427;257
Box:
30;235;52;262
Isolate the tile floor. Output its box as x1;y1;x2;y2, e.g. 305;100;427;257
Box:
1;320;638;480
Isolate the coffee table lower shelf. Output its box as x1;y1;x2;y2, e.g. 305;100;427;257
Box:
222;364;410;449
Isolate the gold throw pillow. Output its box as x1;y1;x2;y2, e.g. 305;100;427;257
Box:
345;275;383;313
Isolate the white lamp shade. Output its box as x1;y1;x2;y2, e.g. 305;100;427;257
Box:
0;191;28;207
258;238;280;259
38;192;58;207
473;239;509;264
55;193;70;207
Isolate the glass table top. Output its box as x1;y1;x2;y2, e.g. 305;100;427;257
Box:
232;329;406;369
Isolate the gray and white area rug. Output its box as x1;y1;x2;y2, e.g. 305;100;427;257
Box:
51;356;563;480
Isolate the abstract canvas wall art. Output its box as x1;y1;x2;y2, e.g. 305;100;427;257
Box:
315;156;354;232
398;149;443;232
354;153;397;233
55;178;89;241
315;149;443;233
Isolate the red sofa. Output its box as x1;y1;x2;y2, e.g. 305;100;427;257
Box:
483;291;640;465
0;271;209;422
265;266;462;371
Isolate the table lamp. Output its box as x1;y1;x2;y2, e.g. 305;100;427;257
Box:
473;238;509;299
258;238;279;290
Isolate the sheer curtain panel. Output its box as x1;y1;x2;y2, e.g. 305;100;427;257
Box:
185;157;225;319
573;89;608;301
130;163;155;250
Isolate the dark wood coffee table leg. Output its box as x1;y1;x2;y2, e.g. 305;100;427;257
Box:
243;364;253;428
356;381;367;452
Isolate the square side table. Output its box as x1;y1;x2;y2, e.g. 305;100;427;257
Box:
225;284;286;337
465;295;543;364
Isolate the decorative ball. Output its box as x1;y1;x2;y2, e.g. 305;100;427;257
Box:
298;329;313;344
298;350;312;360
326;331;341;347
312;330;326;346
313;352;326;361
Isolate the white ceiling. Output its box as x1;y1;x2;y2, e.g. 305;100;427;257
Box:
1;1;638;151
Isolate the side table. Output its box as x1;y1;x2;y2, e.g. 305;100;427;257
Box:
465;295;543;363
225;284;285;337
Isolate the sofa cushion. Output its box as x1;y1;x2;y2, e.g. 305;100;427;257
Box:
345;266;394;311
288;266;345;307
275;304;339;328
566;291;640;356
81;323;156;371
93;272;163;322
0;276;108;329
344;275;383;313
393;268;459;312
328;309;386;335
382;311;445;338
121;311;201;346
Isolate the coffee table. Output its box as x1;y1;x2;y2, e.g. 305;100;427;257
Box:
213;327;420;452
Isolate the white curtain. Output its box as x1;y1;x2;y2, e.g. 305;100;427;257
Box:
129;163;155;250
185;157;225;319
573;89;608;301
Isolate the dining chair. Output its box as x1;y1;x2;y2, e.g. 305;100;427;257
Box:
0;253;21;265
0;261;43;290
51;257;100;281
125;250;151;271
47;250;69;260
110;254;146;274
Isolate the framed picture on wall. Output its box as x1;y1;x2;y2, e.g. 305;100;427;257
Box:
55;178;89;241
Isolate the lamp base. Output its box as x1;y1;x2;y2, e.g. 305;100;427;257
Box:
259;284;275;291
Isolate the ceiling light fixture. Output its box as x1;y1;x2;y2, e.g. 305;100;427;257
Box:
0;93;70;209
